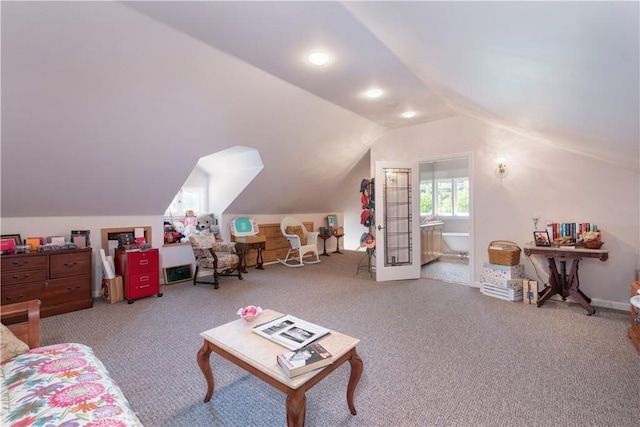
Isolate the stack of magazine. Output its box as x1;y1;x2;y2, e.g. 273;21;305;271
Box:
252;314;334;377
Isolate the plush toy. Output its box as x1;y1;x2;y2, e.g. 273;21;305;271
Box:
173;221;186;235
180;224;198;243
196;213;216;233
184;210;198;227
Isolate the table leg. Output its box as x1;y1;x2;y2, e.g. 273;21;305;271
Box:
197;341;215;403
333;235;344;254
256;246;264;270
286;388;306;427
566;259;595;315
237;249;248;273
538;257;561;307
346;348;364;415
321;237;330;256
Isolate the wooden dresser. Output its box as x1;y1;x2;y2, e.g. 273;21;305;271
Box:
0;248;93;318
233;222;313;267
629;281;640;354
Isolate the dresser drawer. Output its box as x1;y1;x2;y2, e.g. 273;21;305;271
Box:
262;248;291;263
1;269;47;286
126;271;160;299
50;251;91;279
1;282;46;305
266;236;290;250
125;250;159;274
45;276;92;304
260;225;283;238
1;254;47;273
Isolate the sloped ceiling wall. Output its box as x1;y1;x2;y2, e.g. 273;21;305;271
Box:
1;1;384;218
2;1;638;219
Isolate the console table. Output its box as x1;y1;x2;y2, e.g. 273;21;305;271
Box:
523;244;608;315
235;241;265;272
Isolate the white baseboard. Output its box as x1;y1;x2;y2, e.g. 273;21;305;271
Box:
474;281;630;312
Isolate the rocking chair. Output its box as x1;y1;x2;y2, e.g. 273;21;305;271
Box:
189;233;242;289
279;216;321;267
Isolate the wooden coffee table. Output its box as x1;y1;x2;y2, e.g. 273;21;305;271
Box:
197;309;363;427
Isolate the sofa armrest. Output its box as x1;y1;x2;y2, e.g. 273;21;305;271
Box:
0;299;41;348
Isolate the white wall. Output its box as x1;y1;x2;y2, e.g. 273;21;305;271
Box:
370;115;639;309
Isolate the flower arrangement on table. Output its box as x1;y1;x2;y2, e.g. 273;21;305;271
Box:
237;305;263;322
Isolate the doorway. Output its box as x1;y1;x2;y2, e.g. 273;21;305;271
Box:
419;156;471;285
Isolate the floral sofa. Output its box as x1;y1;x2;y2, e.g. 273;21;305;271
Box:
1;300;142;426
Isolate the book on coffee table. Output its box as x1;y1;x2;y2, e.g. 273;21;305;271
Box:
253;314;330;350
277;342;333;378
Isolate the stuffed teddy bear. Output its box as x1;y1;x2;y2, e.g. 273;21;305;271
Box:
196;213;215;233
180;224;199;243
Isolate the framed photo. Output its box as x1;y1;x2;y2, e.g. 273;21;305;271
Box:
327;215;338;228
163;264;193;284
533;230;551;246
1;234;22;246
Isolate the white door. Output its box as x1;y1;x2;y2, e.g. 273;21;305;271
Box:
374;161;421;281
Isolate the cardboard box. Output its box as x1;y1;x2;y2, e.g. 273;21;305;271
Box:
482;262;524;280
101;275;124;304
479;275;523;289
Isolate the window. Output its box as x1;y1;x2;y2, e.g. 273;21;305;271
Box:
420;181;433;216
164;187;205;217
422;177;469;217
454;178;469;216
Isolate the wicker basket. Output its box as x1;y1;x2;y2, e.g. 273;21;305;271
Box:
488;240;521;266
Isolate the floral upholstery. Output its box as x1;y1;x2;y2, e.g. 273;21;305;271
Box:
190;233;242;289
1;343;142;426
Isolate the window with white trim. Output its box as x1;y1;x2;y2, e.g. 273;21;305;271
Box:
164;187;205;218
422;177;469;217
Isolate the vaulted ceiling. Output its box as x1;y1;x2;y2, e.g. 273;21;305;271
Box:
2;1;638;218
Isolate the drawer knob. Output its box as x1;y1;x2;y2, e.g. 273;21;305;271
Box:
11;260;28;267
12;274;29;281
63;262;78;268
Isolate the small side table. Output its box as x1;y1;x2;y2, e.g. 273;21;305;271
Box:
333;234;345;254
235;241;266;272
319;235;332;256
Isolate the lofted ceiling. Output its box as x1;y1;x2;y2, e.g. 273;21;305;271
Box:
127;1;639;171
1;1;638;219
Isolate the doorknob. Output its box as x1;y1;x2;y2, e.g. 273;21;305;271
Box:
377;225;384;231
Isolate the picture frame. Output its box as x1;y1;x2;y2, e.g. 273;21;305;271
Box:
163;264;193;284
1;234;22;246
327;215;338;228
533;230;551;246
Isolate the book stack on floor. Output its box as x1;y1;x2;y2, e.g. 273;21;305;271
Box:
277;342;333;378
480;262;524;302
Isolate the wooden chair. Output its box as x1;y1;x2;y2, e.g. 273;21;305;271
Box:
189;233;242;289
1;299;41;348
279;216;321;267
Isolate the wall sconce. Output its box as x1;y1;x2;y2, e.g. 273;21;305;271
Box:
495;159;508;178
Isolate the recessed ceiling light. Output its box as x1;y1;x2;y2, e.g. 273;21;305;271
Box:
402;111;416;118
308;52;330;66
366;89;384;99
